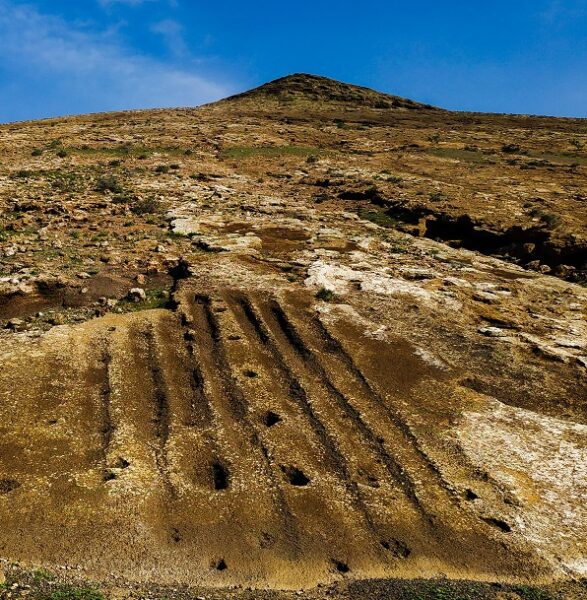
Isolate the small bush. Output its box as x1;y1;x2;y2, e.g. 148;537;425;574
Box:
32;569;55;584
155;165;170;174
358;208;398;228
501;143;521;154
51;171;85;193
429;191;444;202
131;196;160;215
315;287;336;302
56;149;68;158
31;148;43;157
95;174;123;194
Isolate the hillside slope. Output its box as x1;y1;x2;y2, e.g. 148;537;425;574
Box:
0;75;586;597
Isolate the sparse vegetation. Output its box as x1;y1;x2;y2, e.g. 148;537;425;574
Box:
220;145;322;159
429;191;445;202
116;288;170;312
0;72;586;597
512;585;555;600
427;148;488;163
41;586;105;600
32;569;55;584
130;196;160;215
94;174;123;194
315;287;336;301
50;170;85;193
358;208;398;228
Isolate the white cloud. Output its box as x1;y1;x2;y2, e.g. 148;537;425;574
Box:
98;0;179;8
0;0;233;121
151;19;187;57
99;0;160;6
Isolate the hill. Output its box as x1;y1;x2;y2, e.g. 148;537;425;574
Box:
218;73;437;110
0;75;586;599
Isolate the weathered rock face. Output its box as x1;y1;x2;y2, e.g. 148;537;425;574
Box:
0;75;586;592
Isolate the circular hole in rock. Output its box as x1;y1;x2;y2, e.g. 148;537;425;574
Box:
114;457;131;469
263;411;281;427
381;539;411;558
281;465;310;487
212;461;230;491
214;559;227;571
484;517;512;533
332;559;350;574
243;369;258;378
465;488;479;501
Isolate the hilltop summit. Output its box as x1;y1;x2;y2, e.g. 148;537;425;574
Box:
220;73;436;110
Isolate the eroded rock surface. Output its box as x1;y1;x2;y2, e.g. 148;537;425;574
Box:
0;74;585;592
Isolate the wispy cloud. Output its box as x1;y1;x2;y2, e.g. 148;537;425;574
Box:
98;0;179;9
98;0;162;6
151;19;187;58
0;0;232;122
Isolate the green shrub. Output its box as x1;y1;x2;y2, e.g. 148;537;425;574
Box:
131;196;160;215
220;145;322;160
51;171;85;193
315;287;336;302
429;191;444;202
358;208;398;228
94;174;123;194
31;148;43;157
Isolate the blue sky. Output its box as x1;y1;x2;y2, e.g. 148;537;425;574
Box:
1;0;587;122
